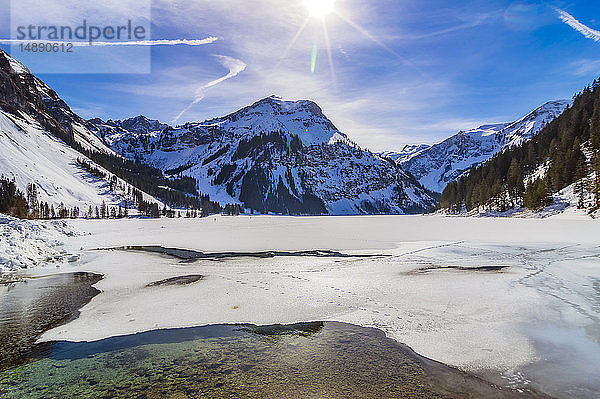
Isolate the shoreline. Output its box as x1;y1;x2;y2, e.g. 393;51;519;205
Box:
0;281;551;399
6;216;600;397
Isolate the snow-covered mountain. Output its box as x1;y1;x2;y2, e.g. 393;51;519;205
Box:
380;144;431;163
398;100;571;193
0;49;157;210
88;115;168;136
90;96;437;215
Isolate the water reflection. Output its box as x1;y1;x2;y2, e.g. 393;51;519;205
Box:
0;272;101;370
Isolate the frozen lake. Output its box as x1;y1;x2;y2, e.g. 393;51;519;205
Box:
27;215;600;398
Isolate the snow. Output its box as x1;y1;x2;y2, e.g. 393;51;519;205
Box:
380;143;431;163
71;122;115;154
0;214;79;273
0;110;161;211
401;100;571;193
25;215;598;393
7;56;29;75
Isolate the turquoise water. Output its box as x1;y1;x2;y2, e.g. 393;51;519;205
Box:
0;274;545;398
0;321;528;399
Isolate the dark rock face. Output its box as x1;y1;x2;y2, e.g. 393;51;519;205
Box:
146;275;204;287
0;50;85;147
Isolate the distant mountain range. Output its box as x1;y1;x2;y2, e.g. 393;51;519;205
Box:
380;144;431;163
383;100;571;193
88;96;438;215
0;48;583;217
439;84;600;216
0;49;437;215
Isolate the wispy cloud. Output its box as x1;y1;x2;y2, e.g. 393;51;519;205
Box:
0;37;219;46
570;59;600;77
556;8;600;42
173;55;247;123
393;15;489;41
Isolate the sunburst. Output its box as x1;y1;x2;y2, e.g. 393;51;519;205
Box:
275;0;404;78
303;0;335;20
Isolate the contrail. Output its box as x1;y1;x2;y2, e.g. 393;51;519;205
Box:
173;55;247;123
0;37;219;46
555;8;600;42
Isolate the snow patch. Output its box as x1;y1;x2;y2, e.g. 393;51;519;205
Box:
0;215;80;273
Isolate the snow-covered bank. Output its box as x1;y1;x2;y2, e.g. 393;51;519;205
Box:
446;178;600;220
0;214;80;273
30;215;600;397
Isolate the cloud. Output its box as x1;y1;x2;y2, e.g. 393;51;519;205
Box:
570;59;600;77
392;15;489;40
0;37;219;46
173;55;247;123
556;8;600;42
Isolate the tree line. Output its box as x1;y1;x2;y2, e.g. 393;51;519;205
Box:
1;178;81;219
1;176;247;220
440;79;600;213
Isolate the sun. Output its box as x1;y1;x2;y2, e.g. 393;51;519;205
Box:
303;0;335;19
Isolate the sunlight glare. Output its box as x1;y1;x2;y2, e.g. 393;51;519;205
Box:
303;0;335;19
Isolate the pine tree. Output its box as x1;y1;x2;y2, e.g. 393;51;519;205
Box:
507;159;525;207
524;178;551;210
575;156;589;208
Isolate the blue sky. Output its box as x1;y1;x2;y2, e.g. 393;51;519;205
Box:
2;0;600;151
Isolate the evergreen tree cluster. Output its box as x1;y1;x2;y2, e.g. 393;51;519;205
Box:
1;177;83;219
0;177;29;218
51;121;222;216
222;203;244;215
76;158;106;179
74;150;222;216
440;79;600;213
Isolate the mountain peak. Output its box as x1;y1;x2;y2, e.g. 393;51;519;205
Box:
202;95;344;146
400;99;570;193
0;49;30;75
88;115;166;132
253;95;323;113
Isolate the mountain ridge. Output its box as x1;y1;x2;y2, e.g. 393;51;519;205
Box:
394;100;571;193
0;49;222;216
89;95;438;215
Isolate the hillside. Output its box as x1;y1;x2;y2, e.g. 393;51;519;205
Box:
0;49;220;217
397;101;570;193
439;82;600;215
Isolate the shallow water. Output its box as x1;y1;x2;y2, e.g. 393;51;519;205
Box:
0;322;542;399
0;272;101;371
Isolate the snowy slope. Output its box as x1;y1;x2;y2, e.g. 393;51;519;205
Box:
380;144;431;163
0;110;127;208
400;100;571;193
0;49;161;211
91;96;437;215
